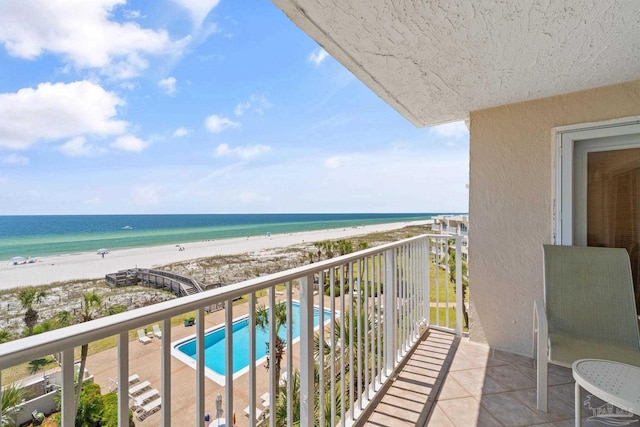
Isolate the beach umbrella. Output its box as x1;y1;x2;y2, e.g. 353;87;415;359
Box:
97;248;110;255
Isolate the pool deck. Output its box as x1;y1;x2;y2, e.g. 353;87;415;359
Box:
86;289;310;427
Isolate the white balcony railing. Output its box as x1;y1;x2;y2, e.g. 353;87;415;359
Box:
0;234;463;427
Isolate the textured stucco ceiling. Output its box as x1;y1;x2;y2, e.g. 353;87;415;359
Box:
272;0;640;127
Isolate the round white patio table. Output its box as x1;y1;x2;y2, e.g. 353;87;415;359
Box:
572;359;640;426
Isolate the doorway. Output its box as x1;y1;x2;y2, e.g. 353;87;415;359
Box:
555;119;640;310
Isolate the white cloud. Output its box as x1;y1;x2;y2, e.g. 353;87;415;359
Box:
205;114;239;133
111;134;148;152
309;47;329;66
173;127;190;137
234;102;250;117
1;154;29;165
130;185;160;206
158;76;177;95
324;155;352;169
430;121;469;139
0;81;127;149
60;136;105;157
234;95;272;117
0;0;187;79
215;143;271;160
172;0;220;29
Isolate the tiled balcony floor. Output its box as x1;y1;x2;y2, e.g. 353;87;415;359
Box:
362;330;640;427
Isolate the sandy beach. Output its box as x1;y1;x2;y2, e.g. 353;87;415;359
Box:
0;220;432;289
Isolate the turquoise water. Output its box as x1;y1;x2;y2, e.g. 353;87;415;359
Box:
175;303;329;375
0;213;448;261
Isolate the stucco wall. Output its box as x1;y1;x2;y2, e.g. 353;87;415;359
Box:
468;80;640;356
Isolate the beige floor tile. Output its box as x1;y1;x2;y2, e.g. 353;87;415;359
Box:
448;368;506;396
437;376;471;400
437;397;502;427
479;392;547;426
485;364;537;391
425;405;455;426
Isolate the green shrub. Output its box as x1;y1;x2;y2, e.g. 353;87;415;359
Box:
76;383;104;427
101;392;134;427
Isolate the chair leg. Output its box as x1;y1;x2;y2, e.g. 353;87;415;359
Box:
536;356;548;411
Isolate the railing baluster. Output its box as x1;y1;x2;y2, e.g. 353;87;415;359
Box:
61;348;75;426
225;299;234;427
161;317;172;426
286;282;293;427
248;292;256;427
319;271;325;427
268;286;276;427
376;253;382;389
196;308;205;427
339;264;346;427
348;262;355;421
299;274;314;427
329;267;336;426
364;255;369;402
384;249;396;376
455;237;463;336
356;259;362;411
117;332;129;427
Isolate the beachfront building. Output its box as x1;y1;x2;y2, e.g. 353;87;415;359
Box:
1;2;640;426
431;214;469;261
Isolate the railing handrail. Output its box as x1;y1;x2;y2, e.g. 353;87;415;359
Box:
0;233;458;370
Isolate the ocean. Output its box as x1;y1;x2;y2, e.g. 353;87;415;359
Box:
0;213;446;261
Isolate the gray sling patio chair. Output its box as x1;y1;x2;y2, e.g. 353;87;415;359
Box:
534;244;640;411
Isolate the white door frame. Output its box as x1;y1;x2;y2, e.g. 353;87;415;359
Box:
553;116;640;245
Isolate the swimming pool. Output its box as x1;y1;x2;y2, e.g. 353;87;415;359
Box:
173;302;332;384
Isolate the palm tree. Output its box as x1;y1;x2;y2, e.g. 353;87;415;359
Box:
17;288;46;336
56;291;104;415
448;245;469;328
0;328;15;344
255;300;287;395
1;385;31;426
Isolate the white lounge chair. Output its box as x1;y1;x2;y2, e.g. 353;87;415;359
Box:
128;374;140;385
260;392;270;407
133;397;161;421
152;324;162;338
134;388;159;405
244;406;263;421
137;329;151;344
129;380;151;396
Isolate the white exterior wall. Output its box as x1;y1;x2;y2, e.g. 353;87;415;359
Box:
468;80;640;356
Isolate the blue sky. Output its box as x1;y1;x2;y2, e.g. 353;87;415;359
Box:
0;0;469;215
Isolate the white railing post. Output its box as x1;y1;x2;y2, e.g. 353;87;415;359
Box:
161;318;172;426
61;348;75;427
117;332;129;427
248;293;257;427
299;274;314;427
384;249;396;375
455;237;463;336
423;239;430;325
225;300;234;427
196;308;205;427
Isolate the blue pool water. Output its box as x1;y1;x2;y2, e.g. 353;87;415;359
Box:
175;303;330;376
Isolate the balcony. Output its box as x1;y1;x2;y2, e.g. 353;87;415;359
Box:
0;234;635;426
